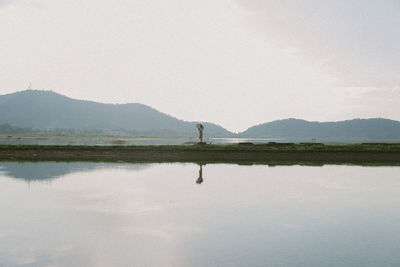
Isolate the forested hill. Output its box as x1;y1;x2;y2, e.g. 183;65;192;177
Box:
1;90;399;141
0;90;233;137
240;118;400;142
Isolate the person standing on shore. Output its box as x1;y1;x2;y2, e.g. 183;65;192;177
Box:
196;123;204;143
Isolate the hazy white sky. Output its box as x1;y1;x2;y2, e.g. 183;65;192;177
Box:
0;0;399;131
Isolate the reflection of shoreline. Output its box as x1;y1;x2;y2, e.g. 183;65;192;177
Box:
0;162;151;182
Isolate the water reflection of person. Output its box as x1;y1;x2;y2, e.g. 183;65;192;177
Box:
196;164;203;184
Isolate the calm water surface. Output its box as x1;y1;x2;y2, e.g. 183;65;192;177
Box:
0;162;399;266
0;137;279;146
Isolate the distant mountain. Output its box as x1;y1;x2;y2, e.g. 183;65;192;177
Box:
0;90;233;137
1;90;399;142
240;118;400;142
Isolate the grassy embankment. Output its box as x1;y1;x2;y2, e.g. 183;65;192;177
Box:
0;143;400;165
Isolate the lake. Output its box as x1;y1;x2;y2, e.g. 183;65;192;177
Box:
1;162;399;266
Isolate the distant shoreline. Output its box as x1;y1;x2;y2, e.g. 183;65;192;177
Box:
0;143;399;165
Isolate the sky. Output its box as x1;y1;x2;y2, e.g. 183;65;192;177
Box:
0;0;399;132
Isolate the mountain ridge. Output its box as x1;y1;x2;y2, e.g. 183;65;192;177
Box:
1;90;399;141
0;90;233;137
240;118;400;142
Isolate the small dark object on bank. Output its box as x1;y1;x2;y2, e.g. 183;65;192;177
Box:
238;142;254;145
299;142;324;146
268;142;295;146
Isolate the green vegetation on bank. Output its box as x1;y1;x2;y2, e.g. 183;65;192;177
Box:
1;143;399;165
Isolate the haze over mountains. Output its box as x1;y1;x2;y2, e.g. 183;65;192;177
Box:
1;90;399;142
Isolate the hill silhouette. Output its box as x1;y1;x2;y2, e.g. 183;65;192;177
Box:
240;118;400;142
1;90;400;142
0;90;233;137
